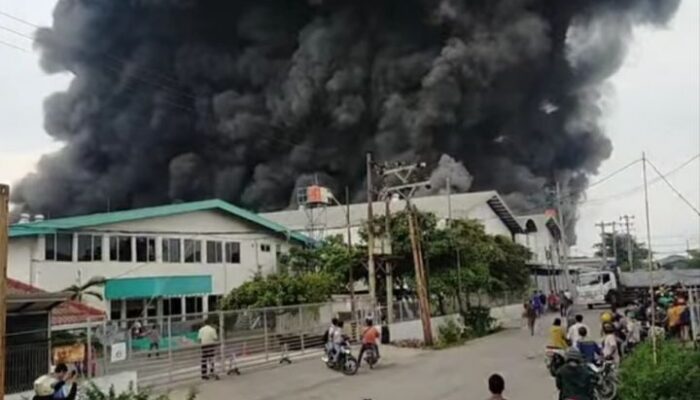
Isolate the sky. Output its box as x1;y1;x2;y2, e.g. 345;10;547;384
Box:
0;0;698;257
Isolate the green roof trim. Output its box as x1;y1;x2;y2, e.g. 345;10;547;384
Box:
9;199;312;245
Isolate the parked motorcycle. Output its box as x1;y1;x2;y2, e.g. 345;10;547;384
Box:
360;344;379;369
324;340;358;376
544;346;566;377
590;361;618;400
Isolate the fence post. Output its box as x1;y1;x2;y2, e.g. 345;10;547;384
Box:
167;316;173;384
299;306;305;354
86;317;92;378
219;311;225;375
263;312;269;361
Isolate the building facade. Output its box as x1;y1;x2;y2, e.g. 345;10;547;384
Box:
8;200;311;321
515;214;571;292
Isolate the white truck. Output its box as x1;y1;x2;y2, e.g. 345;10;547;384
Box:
576;268;700;308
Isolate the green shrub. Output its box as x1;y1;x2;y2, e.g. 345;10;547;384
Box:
461;306;495;337
437;318;463;347
81;383;197;400
619;342;700;400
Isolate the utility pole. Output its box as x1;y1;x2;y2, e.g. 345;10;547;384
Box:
384;198;394;324
611;222;618;265
642;152;657;364
595;221;607;267
366;153;377;307
377;161;432;345
0;184;10;399
620;215;635;270
345;187;355;318
554;182;572;292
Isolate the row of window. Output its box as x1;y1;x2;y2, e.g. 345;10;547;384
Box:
43;233;269;263
108;295;221;320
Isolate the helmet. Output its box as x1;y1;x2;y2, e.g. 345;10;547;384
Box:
601;312;613;323
34;375;56;397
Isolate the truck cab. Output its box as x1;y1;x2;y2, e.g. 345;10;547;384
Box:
576;270;619;309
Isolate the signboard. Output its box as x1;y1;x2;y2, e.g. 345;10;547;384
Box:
111;342;127;363
53;344;85;364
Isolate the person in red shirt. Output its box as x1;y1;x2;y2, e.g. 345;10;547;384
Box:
358;318;381;365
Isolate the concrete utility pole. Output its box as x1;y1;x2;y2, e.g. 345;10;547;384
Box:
641;152;657;364
620;215;635;270
345;187;355;318
0;184;10;398
611;221;618;264
377;161;432;345
366;153;377;307
554;181;572;292
384;198;394;324
595;221;608;267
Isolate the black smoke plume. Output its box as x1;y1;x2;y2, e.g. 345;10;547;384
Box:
14;0;680;241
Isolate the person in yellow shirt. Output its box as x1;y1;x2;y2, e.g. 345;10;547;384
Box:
666;298;687;338
550;318;569;349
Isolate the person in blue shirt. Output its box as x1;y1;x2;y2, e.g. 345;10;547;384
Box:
576;326;601;365
532;292;544;316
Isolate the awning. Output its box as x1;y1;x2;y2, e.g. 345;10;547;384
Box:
105;275;212;300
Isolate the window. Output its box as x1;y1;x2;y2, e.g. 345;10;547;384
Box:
162;238;181;263
163;298;182;316
110;236;133;262
77;234;103;262
602;273;611;284
45;234;55;260
206;241;223;264
260;243;271;252
45;233;74;261
135;237;156;262
208;295;222;311
184;239;202;263
110;300;122;321
125;300;144;319
185;296;203;314
225;242;240;264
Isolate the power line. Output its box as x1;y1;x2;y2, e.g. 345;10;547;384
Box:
0;38;28;52
0;24;33;40
645;157;700;216
586;159;642;189
0;10;38;28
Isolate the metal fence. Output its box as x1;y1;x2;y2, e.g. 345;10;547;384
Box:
688;288;700;343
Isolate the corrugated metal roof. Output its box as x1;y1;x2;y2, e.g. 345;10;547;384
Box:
9;199;312;245
262;190;525;235
8;279;105;326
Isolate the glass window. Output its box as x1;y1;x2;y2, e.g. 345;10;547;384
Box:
225;242;240;264
206;241;222;264
260;243;271;253
163;298;182;316
56;233;73;261
110;236;132;262
185;296;203;314
125;300;143;320
602;273;611;284
110;300;122;321
78;234;102;262
136;237;156;262
45;234;56;260
163;238;181;263
184;239;202;263
208;295;222;311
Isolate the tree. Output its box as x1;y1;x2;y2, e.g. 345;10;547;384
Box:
685;249;700;269
62;276;107;302
221;272;336;310
594;232;650;271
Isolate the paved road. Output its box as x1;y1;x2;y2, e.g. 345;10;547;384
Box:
173;309;601;400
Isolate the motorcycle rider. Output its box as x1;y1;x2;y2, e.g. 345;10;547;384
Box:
576;326;601;365
331;319;346;364
555;348;597;400
322;318;339;362
549;318;568;350
358;317;381;366
601;322;620;366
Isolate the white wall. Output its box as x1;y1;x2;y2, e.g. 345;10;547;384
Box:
389;314;458;343
466;203;513;238
8;210;297;310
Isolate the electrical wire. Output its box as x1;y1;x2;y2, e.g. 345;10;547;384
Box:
645;157;700;216
0;38;27;52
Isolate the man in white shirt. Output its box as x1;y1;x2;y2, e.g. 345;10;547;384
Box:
566;314;588;348
198;319;219;379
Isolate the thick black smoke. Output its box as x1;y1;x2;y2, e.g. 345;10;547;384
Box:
14;0;680;240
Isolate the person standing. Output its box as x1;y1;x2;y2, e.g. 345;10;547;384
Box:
198;318;219;380
539;291;548;313
487;373;508;400
523;302;537;336
555;348;597;400
532;292;544;317
147;324;160;358
601;322;620;366
567;315;587;348
666;298;686;338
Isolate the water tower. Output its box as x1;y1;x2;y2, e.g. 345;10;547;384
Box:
296;184;333;241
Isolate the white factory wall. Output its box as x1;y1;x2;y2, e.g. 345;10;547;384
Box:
463;203;513;238
8;210;295;310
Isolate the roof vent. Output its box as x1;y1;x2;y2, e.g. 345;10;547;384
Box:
34;214;45;222
18;213;31;224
